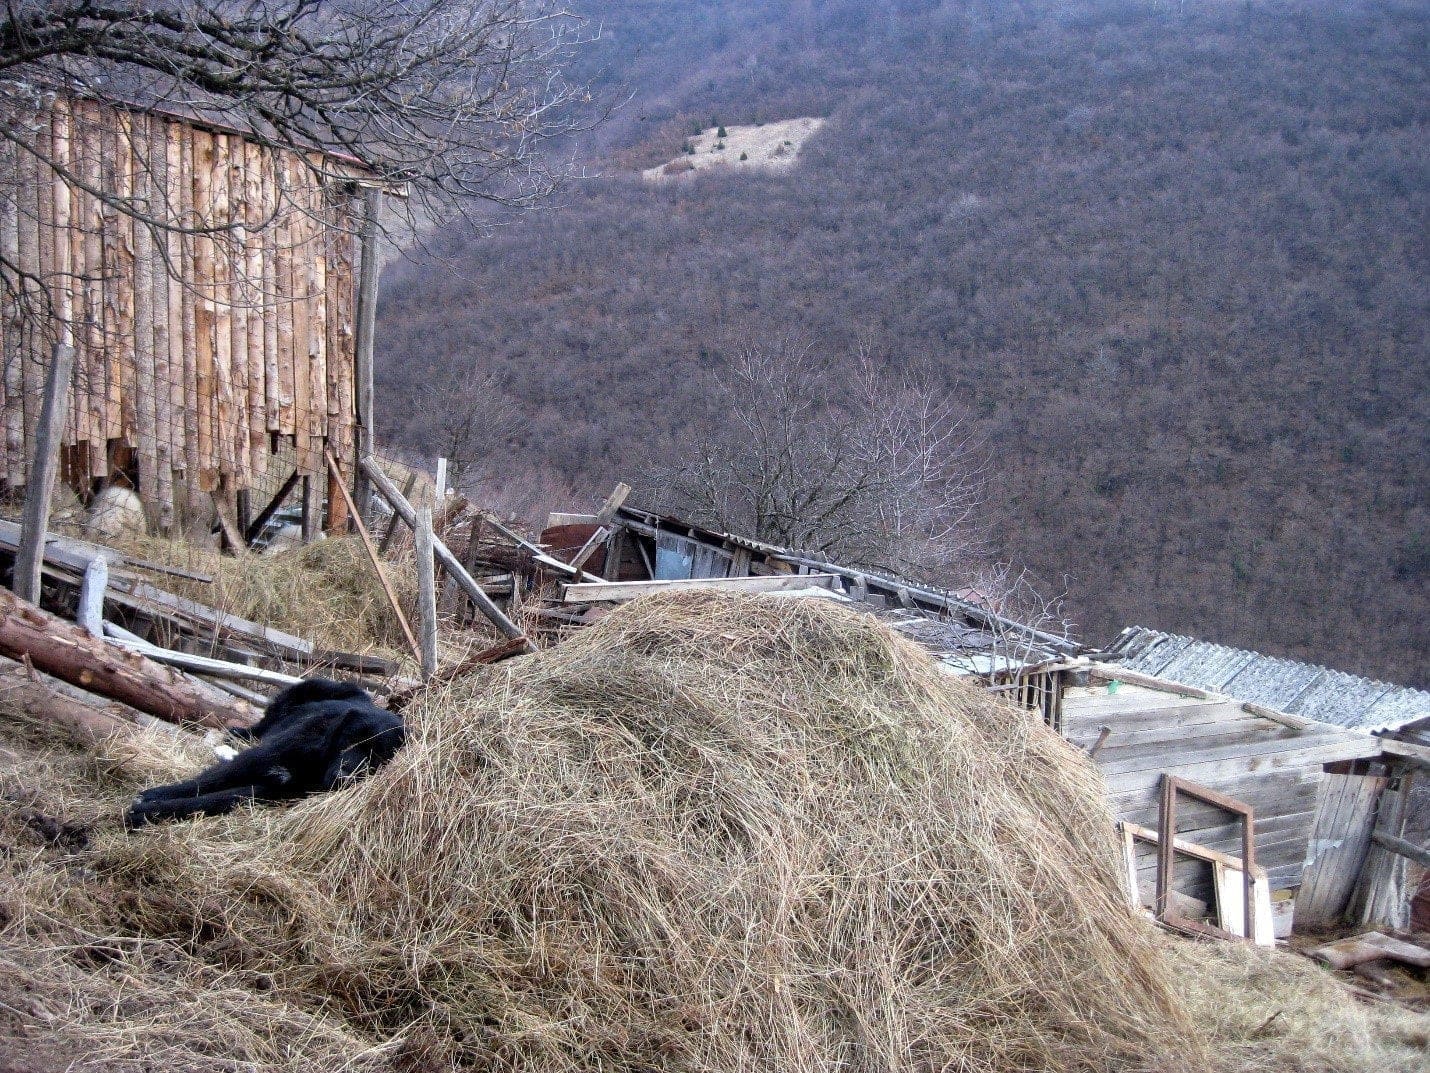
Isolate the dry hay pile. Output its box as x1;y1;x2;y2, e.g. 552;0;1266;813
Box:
85;592;1197;1071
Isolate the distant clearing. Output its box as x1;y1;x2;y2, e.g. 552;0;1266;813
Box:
642;116;826;182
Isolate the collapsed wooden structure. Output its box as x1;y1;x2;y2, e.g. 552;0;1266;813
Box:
0;92;378;532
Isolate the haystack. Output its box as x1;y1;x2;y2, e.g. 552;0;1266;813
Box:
95;591;1202;1071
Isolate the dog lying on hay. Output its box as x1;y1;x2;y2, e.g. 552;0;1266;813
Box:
126;678;404;827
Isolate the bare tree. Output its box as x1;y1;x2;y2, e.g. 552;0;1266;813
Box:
648;334;986;581
0;1;598;242
411;359;523;492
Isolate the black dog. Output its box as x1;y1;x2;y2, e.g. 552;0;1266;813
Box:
127;678;404;827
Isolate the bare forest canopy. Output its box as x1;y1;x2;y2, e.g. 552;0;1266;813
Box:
374;0;1429;687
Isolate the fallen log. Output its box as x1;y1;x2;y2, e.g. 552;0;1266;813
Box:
0;588;252;731
0;656;139;745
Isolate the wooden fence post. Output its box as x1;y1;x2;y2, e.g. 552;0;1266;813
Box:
14;343;75;603
415;505;438;680
351;186;381;525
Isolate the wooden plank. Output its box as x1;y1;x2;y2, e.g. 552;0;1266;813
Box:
274;156;295;438
593;482;633;525
161;119;184;520
1065;698;1250;735
210;133;236;482
1378;738;1430;770
1349;769;1417;928
1074;711;1279;754
564;573;842;604
1295;772;1386;932
210;491;245;555
65;103;89;477
14;345;76;602
102;625;301;687
0;131;21;488
130;115;158;508
290;163;312;470
261;149;280;433
1096;726;1369;779
243;139;266;475
1100;737;1382;796
1087;663;1213;699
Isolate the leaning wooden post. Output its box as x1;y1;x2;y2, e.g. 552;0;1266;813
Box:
14;343;75;603
360;456;534;652
351;186;381;526
415;506;439;680
324;449;420;664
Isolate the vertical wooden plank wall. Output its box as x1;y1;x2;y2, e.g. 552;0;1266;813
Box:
0;96;363;525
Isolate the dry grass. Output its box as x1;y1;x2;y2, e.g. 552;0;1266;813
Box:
123;534;421;657
1165;937;1428;1071
0;591;1423;1071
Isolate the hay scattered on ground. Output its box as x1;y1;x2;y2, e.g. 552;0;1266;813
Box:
0;591;1424;1071
1164;937;1429;1073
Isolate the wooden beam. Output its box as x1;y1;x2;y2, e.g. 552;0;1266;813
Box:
1370;830;1430;869
1378;737;1430;771
77;556;107;638
324;450;350;535
593;482;632;525
325;449;420;664
210;491;247;555
243;469;301;544
567;525;610;572
361;456;532;649
103;624;302;687
376;471;418;557
415;506;439;680
14;344;75;603
563;573;842;604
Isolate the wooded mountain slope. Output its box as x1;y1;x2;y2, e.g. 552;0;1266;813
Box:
375;0;1428;686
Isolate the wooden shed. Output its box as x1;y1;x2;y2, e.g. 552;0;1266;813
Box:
0;92;378;533
1063;664;1382;930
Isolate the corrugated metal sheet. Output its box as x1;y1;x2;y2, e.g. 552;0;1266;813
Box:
1108;627;1429;731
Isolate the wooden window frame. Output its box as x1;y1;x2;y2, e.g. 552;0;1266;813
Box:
1156;775;1257;942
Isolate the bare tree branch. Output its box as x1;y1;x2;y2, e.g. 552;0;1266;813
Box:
1;1;601;231
647;333;988;582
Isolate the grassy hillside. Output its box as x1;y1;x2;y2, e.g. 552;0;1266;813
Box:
374;0;1428;685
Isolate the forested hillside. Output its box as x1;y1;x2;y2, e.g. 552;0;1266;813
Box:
374;0;1429;686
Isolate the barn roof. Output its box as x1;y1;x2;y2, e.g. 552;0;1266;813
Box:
1106;627;1429;732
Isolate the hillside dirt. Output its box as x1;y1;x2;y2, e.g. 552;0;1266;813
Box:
642;116;825;181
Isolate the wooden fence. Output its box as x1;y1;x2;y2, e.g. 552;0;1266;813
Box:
0;93;369;530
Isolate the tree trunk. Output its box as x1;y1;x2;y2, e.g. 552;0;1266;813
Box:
0;588;252;730
0;656;144;745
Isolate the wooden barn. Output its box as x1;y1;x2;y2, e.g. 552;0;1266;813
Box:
0;91;379;535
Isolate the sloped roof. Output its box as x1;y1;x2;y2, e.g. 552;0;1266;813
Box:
1107;627;1429;731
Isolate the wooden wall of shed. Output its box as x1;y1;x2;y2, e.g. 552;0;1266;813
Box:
1065;687;1380;893
0;96;361;528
